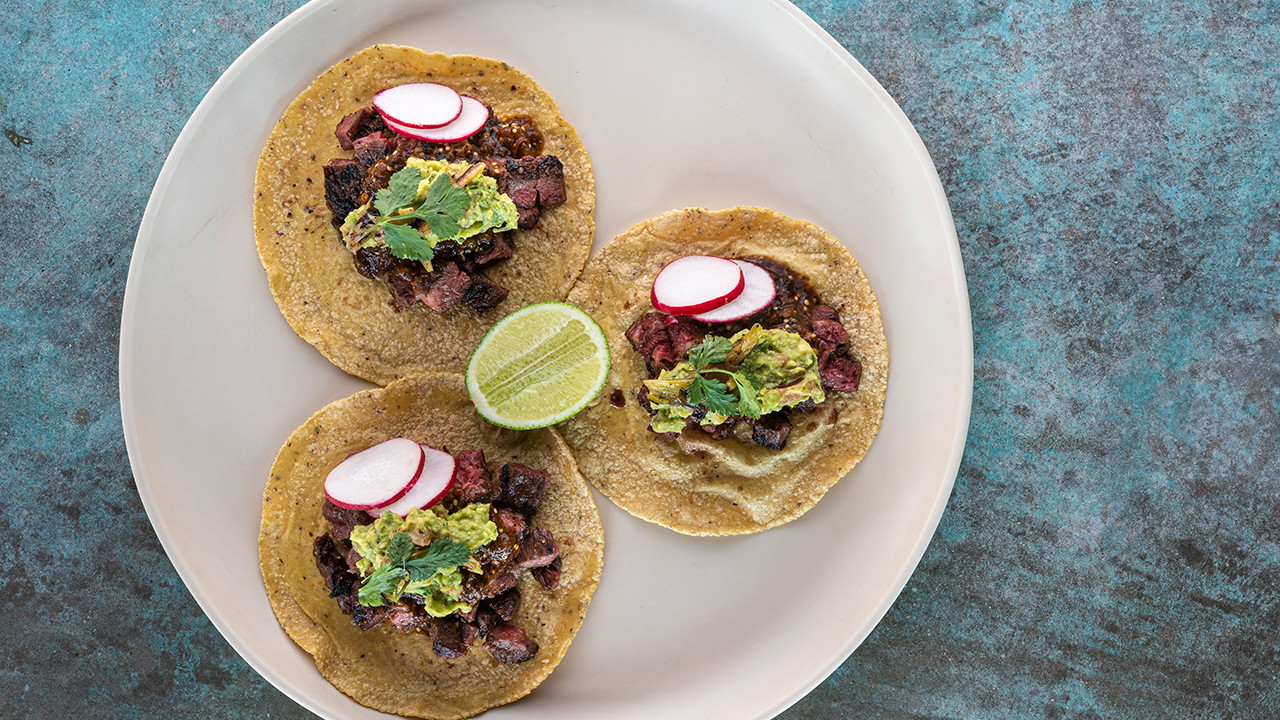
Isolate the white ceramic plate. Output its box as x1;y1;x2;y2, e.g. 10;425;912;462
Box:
120;1;971;718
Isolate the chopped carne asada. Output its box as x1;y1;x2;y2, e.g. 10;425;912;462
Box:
627;257;862;451
312;449;560;664
322;106;567;314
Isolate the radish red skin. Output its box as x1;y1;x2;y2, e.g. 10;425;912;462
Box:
383;96;489;144
372;83;463;128
690;259;778;323
380;115;439;141
408;96;490;143
369;445;456;517
650;255;745;315
324;438;425;510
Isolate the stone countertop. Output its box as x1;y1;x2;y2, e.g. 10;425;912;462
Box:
1;1;1276;718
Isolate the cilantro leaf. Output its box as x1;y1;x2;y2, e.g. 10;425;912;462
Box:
401;175;468;240
422;212;462;241
369;168;472;255
374;166;424;217
382;222;435;263
688;376;738;416
687;336;732;370
404;537;473;583
696;369;763;419
424;173;471;220
677;334;766;420
384;532;413;565
731;373;762;418
357;563;406;607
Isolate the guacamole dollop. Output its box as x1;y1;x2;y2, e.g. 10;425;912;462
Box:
646;326;825;433
339;158;519;261
349;503;499;616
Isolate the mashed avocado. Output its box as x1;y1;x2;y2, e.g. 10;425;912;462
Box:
405;158;518;243
646;326;825;433
339;159;518;259
349;503;499;616
741;329;825;415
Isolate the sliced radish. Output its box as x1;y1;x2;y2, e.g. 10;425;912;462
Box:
324;438;424;510
369;445;456;517
691;260;778;323
650;255;745;315
383;96;490;143
373;83;463;129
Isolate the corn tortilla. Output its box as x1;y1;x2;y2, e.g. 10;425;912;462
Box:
254;45;595;385
559;207;888;535
259;373;604;719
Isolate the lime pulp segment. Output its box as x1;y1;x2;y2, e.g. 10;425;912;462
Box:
467;303;610;429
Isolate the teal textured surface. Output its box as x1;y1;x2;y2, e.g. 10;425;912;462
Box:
1;1;1277;718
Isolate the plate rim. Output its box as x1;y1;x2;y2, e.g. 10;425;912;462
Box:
754;6;971;716
118;0;973;717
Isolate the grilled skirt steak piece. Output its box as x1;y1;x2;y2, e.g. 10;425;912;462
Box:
428;617;474;660
484;568;522;598
461;273;509;314
811;304;861;392
625;312;708;374
323;158;365;221
470;232;514;266
421;262;472;313
485;624;539;664
499;463;550;517
351;246;508;313
516;528;559;569
322;499;369;543
334;107;386;150
313;534;346;592
349;602;388;630
352;245;403;279
531;555;561;591
344;546;361;576
488;588;522;622
450;449;501;504
701;420;738;440
811;304;849;344
750;413;793;450
386;601;428;633
352;131;395;167
819;349;862;391
492;508;527;538
499;155;566;229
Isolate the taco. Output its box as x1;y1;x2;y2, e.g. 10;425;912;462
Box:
259;373;604;719
558;207;888;535
254;45;595;385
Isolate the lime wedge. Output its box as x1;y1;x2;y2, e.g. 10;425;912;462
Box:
466;302;611;430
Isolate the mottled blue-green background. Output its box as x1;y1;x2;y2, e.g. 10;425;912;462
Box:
1;0;1276;718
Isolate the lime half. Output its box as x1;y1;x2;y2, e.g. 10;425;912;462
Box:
466;302;611;430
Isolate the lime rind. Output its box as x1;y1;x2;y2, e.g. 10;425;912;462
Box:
465;302;611;430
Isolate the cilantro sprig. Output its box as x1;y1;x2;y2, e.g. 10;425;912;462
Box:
356;533;473;607
682;336;762;419
371;166;473;264
404;536;473;581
